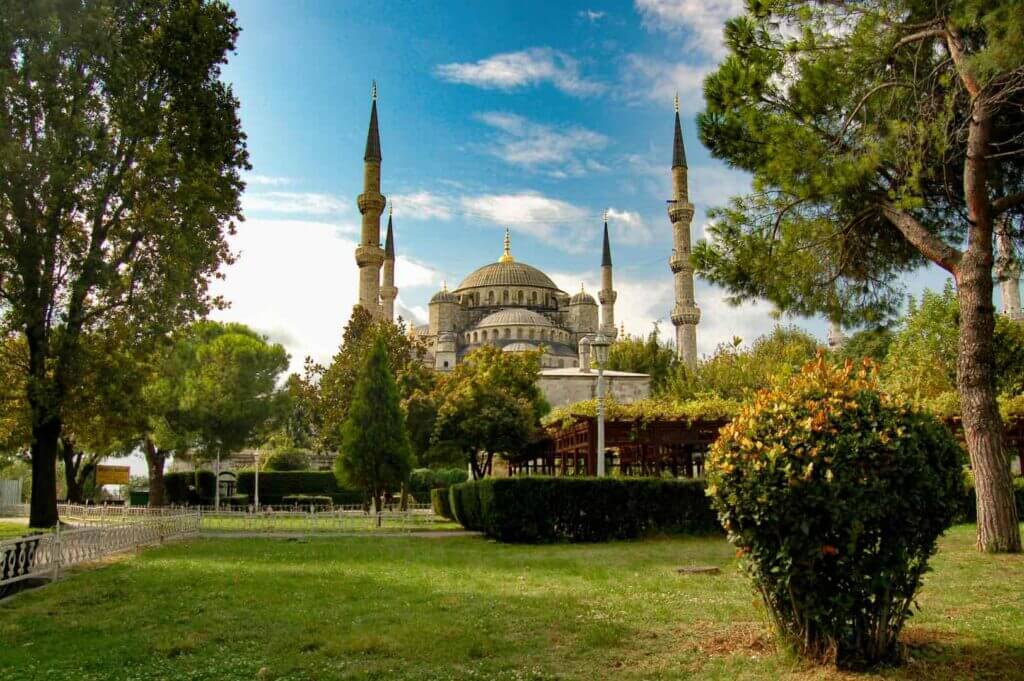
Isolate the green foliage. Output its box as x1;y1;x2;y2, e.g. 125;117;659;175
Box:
707;359;964;667
432;345;549;478
408;468;468;499
883;282;1024;400
316;307;428;453
430;487;454;520
449;477;719;543
836;327;894;364
543;395;740;430
163;471;216;505
263;447;312;472
235;471;363;505
666;326;821;400
606;325;677;393
335;336;413;508
280;495;333;507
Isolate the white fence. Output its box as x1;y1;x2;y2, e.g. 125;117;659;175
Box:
198;505;444;534
0;508;199;596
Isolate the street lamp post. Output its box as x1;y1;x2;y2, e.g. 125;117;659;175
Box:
590;332;611;477
253;450;261;510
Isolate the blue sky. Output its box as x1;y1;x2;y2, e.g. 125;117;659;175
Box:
209;0;952;372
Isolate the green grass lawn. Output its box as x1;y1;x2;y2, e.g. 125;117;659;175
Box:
1;525;1022;681
0;521;30;539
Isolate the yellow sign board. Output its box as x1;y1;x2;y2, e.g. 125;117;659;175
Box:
95;465;130;486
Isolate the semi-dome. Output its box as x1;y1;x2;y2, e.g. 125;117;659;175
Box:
455;260;559;291
430;289;458;304
476;308;553;328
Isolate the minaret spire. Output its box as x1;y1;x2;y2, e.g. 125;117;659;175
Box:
355;81;386;315
499;227;514;263
381;204;398;321
599;209;617;338
668;98;699;369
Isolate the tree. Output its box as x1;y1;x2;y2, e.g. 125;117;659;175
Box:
667;326;821;400
335;335;413;513
432;345;549;479
316;306;428;452
836;327;895;365
0;1;248;527
263;447;311;472
606;324;677;393
695;1;1024;551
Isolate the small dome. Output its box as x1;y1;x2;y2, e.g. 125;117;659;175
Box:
570;290;597;305
502;342;538;353
476;308;554;328
430;289;458;304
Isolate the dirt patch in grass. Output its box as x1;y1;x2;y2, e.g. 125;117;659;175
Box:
694;620;774;657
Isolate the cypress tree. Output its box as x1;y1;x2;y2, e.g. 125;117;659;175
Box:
335;335;413;514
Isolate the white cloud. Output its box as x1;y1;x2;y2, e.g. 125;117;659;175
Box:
242;191;347;216
606;207;654;245
621;54;711;108
395;255;440;289
578;9;606;22
245;174;292;187
634;0;743;57
389;191;454;220
474;111;609;177
435;48;605;96
460;192;594;252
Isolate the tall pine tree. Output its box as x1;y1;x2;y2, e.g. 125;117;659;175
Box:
335;335;413;514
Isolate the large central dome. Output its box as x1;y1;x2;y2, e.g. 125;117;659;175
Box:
455;260;558;291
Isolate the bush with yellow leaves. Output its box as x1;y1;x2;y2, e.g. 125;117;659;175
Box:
706;357;963;669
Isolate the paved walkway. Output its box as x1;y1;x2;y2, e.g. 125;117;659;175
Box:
0;517;28;526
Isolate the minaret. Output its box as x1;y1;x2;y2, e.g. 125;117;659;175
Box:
599;210;617;338
996;217;1024;321
355;81;386;315
668;93;700;370
381;205;398;321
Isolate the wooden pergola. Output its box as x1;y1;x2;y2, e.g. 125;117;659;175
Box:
508;416;731;478
507;413;1024;479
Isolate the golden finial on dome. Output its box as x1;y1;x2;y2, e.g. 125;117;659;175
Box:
442;279;448;292
499;227;514;263
580;282;586;293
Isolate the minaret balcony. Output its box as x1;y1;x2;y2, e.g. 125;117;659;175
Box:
380;285;398;299
671;305;701;326
667;202;694;224
357;191;386;215
669;253;692;274
598;290;617;305
355;244;385;268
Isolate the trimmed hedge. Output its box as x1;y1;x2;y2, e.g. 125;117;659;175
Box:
236;471;365;506
409;468;469;500
164;471;216;505
282;494;333;507
430;487;454;519
449;477;719;543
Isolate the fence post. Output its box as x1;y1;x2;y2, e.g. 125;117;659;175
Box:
53;522;62;581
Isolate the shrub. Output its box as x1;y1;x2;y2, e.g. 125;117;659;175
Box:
449;477;718;542
236;471;365;506
707;358;964;668
164;471;216;505
281;494;333;507
263;448;312;471
430;487;454;519
409;468;469;499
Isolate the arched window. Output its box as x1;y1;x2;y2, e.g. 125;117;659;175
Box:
504;328;511;339
443;360;449;369
503;289;509;304
528;329;535;340
531;291;538;305
517;290;523;304
472;331;477;343
487;290;495;305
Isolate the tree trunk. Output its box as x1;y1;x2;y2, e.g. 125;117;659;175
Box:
29;418;61;528
144;437;167;508
61;443;85;504
957;252;1022;552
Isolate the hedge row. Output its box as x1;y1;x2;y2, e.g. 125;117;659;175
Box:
431;488;454;520
235;471;365;505
164;471;216;505
449;477;720;543
409;468;469;500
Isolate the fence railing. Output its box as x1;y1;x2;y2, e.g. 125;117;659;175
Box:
0;509;199;596
198;506;444;534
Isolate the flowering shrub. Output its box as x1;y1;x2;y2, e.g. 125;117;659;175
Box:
706;358;963;668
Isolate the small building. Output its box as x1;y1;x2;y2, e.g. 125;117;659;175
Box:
538;367;651;409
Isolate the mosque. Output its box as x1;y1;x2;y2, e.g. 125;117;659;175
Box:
349;84;700;405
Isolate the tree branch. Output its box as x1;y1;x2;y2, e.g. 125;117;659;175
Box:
893;27;947;51
993;192;1024;216
880;203;962;273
